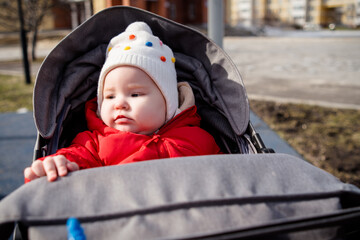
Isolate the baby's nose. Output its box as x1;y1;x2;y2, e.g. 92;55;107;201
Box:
114;98;129;109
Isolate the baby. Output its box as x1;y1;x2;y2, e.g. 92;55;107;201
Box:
24;22;220;183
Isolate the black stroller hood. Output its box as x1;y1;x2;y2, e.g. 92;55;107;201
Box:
34;6;249;140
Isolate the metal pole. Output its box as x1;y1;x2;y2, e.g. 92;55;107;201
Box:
17;0;31;84
208;0;224;48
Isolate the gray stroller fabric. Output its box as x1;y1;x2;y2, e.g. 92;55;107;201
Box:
0;154;360;239
33;6;249;141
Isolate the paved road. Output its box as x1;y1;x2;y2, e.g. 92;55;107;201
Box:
224;36;360;109
0;30;359;198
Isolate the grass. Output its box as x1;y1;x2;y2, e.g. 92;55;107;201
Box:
0;74;34;112
1;75;359;187
250;100;360;187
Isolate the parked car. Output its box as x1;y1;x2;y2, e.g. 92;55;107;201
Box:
303;23;321;31
329;23;336;30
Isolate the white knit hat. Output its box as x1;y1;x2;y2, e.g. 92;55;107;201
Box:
97;21;178;122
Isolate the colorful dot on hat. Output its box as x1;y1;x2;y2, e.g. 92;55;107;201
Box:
160;56;166;62
108;47;112;52
145;41;153;47
124;46;131;50
159;40;163;46
171;57;176;63
129;34;135;40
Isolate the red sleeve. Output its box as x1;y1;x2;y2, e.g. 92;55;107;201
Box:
37;131;104;169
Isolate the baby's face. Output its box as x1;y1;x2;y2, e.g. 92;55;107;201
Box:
100;66;166;135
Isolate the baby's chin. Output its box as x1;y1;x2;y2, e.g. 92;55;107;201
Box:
113;125;157;135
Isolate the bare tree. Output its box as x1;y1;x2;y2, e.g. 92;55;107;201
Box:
26;0;55;60
0;0;56;60
0;1;20;30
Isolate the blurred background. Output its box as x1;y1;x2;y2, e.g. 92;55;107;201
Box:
0;0;359;198
2;0;360;39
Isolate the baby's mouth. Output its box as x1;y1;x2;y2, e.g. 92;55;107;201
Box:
114;115;132;124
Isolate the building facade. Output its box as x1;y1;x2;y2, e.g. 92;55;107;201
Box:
2;0;358;33
228;0;360;28
93;0;208;25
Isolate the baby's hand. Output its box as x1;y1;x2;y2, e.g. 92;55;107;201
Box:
24;155;79;182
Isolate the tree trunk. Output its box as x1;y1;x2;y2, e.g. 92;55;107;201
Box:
31;27;38;61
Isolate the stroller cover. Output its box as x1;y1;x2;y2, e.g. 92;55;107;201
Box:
0;6;360;239
1;154;360;239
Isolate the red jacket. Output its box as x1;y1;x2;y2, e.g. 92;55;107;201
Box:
40;98;221;169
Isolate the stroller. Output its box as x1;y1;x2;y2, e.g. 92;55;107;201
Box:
1;6;360;240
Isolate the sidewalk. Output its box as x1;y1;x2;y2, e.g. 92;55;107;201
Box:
0;112;36;199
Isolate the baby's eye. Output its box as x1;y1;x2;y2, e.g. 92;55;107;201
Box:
131;93;142;97
105;95;115;99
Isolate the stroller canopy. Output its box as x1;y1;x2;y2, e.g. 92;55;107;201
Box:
33;6;249;144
